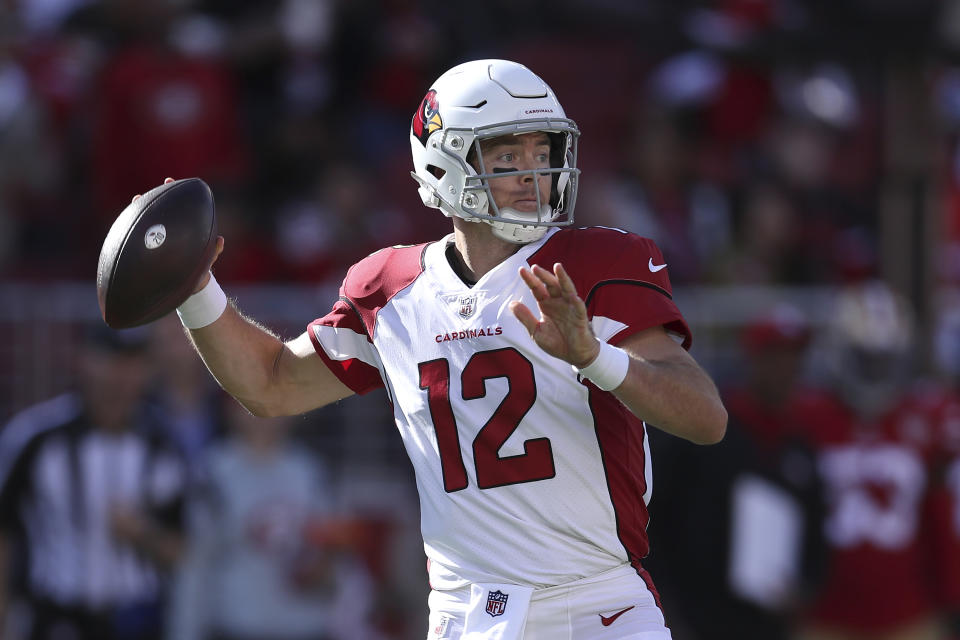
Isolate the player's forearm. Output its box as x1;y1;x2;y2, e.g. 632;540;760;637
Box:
615;350;727;445
185;303;289;416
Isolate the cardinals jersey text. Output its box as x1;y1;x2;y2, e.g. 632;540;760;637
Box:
308;227;690;590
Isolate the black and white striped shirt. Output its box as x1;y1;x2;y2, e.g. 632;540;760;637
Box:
0;393;187;610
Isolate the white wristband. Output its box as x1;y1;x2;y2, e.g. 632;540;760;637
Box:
176;272;228;329
574;340;630;391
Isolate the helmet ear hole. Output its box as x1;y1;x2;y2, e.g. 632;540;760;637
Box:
547;132;567;209
547;133;566;167
465;144;479;173
427;164;446;179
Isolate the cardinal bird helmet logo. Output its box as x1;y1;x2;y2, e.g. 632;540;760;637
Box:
412;89;443;147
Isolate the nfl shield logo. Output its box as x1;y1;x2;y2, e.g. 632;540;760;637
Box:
485;590;508;617
458;295;477;319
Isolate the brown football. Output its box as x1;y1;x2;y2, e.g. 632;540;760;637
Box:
96;178;217;329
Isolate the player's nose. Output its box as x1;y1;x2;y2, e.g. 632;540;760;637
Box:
517;157;542;182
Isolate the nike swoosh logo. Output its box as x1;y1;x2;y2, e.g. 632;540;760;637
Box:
648;258;667;273
599;605;635;626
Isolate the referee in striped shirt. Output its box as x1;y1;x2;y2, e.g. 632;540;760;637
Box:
0;326;188;640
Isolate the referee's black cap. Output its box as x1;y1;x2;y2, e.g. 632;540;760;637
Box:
82;324;151;354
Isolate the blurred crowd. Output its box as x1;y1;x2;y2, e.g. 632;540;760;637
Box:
6;0;960;639
0;0;956;292
649;282;960;640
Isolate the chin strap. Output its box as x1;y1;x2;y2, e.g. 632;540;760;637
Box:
487;206;554;244
489;223;548;244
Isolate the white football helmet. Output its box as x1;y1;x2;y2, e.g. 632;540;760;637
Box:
823;281;915;417
410;59;580;244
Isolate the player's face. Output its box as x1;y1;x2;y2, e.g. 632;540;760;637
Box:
476;133;552;213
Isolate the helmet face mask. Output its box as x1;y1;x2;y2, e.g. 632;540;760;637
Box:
822;282;915;418
410;60;581;244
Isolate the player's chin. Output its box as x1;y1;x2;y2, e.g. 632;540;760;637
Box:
511;200;540;212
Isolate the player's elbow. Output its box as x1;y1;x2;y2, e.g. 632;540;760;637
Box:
653;402;726;445
232;392;288;419
242;401;279;418
230;346;302;417
691;403;727;445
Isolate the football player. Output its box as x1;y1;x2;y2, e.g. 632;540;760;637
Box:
646;305;827;640
164;59;727;639
918;300;960;639
793;281;946;640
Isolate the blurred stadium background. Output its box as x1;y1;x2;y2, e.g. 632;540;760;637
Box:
4;0;949;425
2;0;960;638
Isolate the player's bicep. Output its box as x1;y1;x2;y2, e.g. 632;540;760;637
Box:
274;332;354;414
618;325;692;365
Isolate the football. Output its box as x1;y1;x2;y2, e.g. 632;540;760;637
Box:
96;178;217;329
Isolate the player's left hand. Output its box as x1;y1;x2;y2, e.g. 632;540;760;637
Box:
510;263;600;368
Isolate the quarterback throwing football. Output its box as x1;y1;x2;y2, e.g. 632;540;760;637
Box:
169;59;727;639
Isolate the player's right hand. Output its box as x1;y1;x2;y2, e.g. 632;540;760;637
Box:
511;262;600;368
131;176;225;294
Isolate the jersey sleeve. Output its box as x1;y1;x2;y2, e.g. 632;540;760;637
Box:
532;228;692;349
307;243;428;396
308;295;385;396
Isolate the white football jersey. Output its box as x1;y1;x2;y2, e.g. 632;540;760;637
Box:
308;227;690;590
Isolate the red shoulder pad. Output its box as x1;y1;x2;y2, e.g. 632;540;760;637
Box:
341;243;430;338
529;227;691;348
